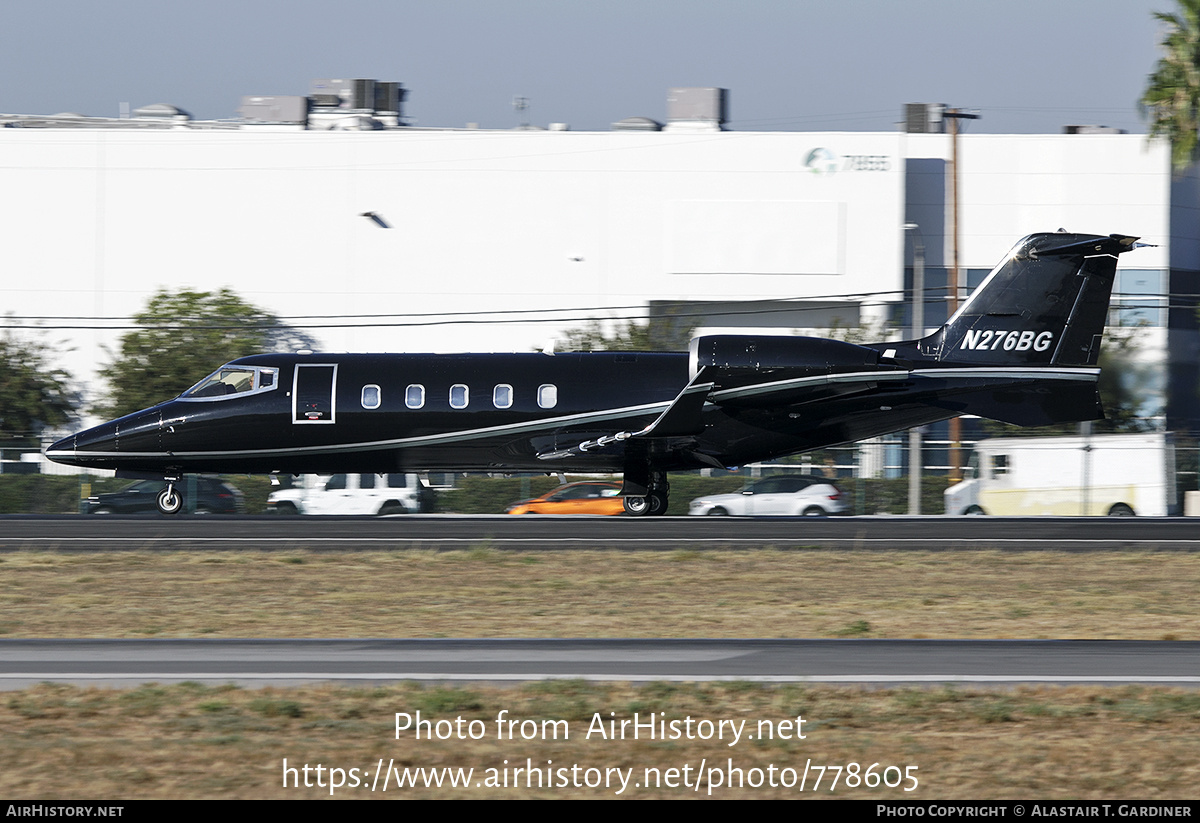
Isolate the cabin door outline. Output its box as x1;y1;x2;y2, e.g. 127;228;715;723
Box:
293;364;338;424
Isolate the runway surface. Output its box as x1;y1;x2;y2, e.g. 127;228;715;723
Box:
5;516;1194;689
2;639;1197;689
5;514;1200;551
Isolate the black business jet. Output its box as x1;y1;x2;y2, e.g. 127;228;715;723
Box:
47;231;1142;515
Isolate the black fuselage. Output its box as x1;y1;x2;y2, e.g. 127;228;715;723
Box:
46;346;1097;478
46;233;1143;488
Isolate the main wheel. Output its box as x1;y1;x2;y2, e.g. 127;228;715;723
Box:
802;506;826;517
378;502;407;516
623;496;650;516
1107;503;1135;516
157;486;183;515
706;507;728;516
647;491;668;516
964;505;986;515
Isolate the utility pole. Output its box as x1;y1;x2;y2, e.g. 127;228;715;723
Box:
945;107;978;483
904;222;924;515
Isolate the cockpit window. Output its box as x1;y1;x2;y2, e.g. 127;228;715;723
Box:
181;366;279;401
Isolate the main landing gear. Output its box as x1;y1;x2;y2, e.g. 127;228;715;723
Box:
622;473;669;517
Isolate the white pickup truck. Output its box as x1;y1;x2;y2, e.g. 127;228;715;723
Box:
267;473;432;515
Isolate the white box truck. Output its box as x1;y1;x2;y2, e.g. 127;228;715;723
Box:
944;433;1176;516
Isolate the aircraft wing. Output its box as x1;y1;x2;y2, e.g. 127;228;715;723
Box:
536;370;715;460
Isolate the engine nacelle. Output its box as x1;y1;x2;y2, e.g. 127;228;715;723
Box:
689;334;882;381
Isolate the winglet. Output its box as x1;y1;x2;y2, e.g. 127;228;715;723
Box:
636;369;713;437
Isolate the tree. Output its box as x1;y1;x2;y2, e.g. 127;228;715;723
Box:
556;317;695;352
0;329;76;446
557;319;657;352
94;288;317;419
1141;0;1200;170
981;329;1158;437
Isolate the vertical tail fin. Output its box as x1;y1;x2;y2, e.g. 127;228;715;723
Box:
923;232;1140;366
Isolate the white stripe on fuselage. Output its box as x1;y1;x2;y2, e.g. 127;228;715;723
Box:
710;365;1097;404
47;365;1099;461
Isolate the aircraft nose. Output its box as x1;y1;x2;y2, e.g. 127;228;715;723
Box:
113;410;161;453
76;420;122;454
44;420;121;467
75;420;123;457
45;432;77;464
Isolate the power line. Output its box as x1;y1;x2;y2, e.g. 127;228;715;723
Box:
3;286;1184;324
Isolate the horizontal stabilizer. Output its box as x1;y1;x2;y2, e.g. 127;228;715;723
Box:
1030;233;1140;258
939;382;1104;427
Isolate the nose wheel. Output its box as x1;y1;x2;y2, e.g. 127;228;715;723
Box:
157;473;184;515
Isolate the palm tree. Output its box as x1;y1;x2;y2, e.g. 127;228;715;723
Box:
1141;0;1200;170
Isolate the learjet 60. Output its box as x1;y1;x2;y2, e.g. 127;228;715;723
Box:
47;232;1142;515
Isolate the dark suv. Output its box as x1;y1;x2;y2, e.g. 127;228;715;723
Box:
86;477;244;514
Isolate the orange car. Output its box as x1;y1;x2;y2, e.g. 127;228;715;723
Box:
505;481;625;515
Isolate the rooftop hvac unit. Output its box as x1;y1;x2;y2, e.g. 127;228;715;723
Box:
240;96;308;124
310;78;402;113
352;79;375;110
310;78;373;109
310;78;350;106
904;103;945;133
374;82;407;114
667;88;727;124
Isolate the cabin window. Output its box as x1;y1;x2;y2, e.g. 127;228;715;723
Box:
361;384;381;409
493;384;513;409
450;384;469;409
538;384;558;409
405;384;425;409
359;474;376;489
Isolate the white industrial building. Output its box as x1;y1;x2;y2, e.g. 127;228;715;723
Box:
3;83;1199;439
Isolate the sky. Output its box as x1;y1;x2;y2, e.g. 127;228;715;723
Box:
1;0;1174;134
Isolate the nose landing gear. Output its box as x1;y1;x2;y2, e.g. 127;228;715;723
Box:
156;471;184;515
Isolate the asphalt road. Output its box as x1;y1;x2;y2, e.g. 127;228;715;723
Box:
4;514;1200;551
2;639;1197;689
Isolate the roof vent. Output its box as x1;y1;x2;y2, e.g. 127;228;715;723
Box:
1063;125;1126;135
612;116;662;132
133;103;192;120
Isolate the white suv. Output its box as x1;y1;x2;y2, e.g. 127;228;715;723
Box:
267;473;428;515
688;475;847;517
